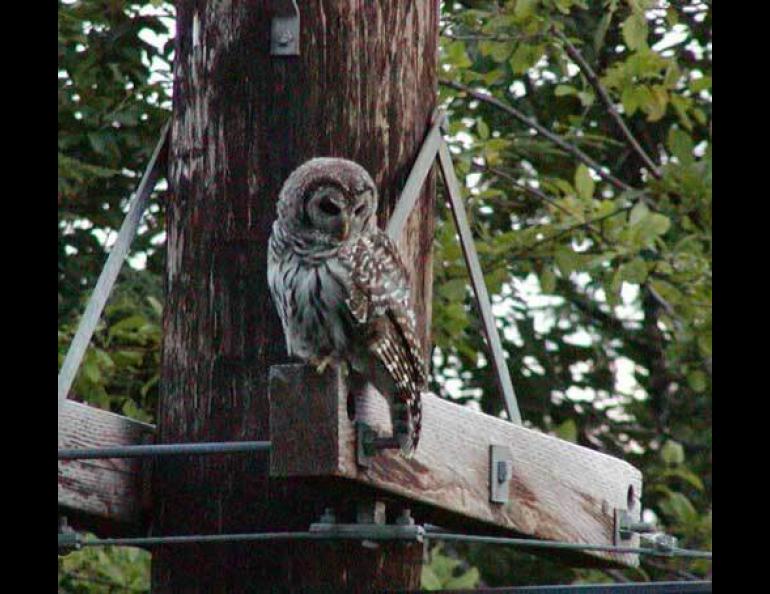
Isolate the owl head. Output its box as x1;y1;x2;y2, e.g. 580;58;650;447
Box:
276;158;378;243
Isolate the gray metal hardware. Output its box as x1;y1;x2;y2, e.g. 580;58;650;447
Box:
386;108;447;241
356;421;401;468
308;521;425;543
58;516;82;556
357;500;387;525
489;445;513;504
58;121;170;411
439;141;523;424
395;508;414;526
614;508;659;545
58;440;271;460
645;532;678;553
384;108;523;425
310;500;424;544
318;507;336;525
270;0;300;56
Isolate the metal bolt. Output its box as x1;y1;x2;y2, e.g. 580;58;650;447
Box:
497;460;510;484
650;533;678;553
357;500;386;525
318;507;336;524
58;516;82;556
625;520;656;534
396;508;414;526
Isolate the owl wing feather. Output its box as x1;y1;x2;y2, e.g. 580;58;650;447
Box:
339;230;426;451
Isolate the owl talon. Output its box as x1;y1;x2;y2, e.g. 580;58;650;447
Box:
313;356;334;374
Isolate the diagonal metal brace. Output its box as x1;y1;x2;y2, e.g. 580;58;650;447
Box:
386;108;523;424
386;108;447;241
437;140;522;424
58;121;170;411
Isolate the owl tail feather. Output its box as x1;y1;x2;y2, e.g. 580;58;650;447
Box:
391;391;422;457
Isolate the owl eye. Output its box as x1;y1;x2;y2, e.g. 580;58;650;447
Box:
318;197;341;215
354;204;366;217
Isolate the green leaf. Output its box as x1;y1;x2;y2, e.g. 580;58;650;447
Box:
509;44;545;74
445;567;481;589
476;118;490;140
629;201;650;226
670;94;694;130
555;248;580;276
661;468;704;491
445;40;472;69
687;370;708;392
514;0;541;18
660;439;685;465
667;127;694;164
554;419;578;442
438;279;468;301
540;266;557;293
491;41;514;63
593;11;614;54
421;566;443;591
689;76;712;93
109;314;150;338
631;210;671;244
659;492;698;524
621;85;639;116
555;84;577;97
665;5;679;25
621;13;649;51
577;90;595;107
643;85;669;121
574;164;595;200
621;85;651;117
619;258;648;284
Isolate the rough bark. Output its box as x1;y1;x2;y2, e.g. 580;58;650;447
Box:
153;1;438;591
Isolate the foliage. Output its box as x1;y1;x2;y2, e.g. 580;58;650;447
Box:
435;0;711;583
58;0;172;588
58;0;711;588
59;542;150;593
422;546;481;590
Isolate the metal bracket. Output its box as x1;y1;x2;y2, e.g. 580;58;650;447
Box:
644;532;679;554
489;445;513;504
310;503;425;544
270;0;300;56
614;508;656;544
58;516;82;556
614;509;680;554
356;421;400;468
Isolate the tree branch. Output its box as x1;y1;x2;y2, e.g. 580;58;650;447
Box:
552;27;662;179
440;79;633;192
478;163;614;244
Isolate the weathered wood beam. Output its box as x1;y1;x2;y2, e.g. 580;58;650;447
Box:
58;400;154;535
269;364;643;567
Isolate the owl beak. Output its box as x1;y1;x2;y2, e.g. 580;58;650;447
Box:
339;218;350;241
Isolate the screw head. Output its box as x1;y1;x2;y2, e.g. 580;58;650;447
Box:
497;460;510;484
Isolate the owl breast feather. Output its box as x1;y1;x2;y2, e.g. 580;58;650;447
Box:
268;232;355;361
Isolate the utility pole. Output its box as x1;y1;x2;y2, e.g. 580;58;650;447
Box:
152;1;439;591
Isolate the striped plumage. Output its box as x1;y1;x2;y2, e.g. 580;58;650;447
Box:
267;158;426;454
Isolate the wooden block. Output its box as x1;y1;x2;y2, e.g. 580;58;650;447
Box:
58;400;155;533
269;364;643;567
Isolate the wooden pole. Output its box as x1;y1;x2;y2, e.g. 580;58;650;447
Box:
152;1;438;591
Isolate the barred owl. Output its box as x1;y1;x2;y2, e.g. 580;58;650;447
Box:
267;157;426;454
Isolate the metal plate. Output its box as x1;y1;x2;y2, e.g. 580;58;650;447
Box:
490;444;513;504
270;0;300;56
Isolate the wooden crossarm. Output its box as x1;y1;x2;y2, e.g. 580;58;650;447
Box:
269;364;643;567
58;400;154;535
